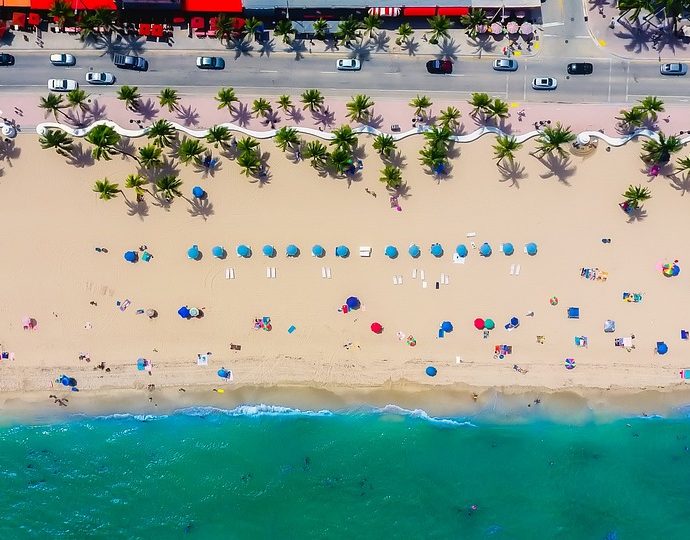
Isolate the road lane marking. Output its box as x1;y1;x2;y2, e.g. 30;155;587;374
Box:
625;62;630;101
541;22;565;28
259;70;277;73
608;59;612;102
319;71;336;74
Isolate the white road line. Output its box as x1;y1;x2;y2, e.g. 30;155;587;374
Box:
384;72;398;75
625;62;630;101
259;70;277;73
541;22;565;28
447;74;465;77
628;94;690;99
522;63;527;101
319;71;336;74
607;59;612;103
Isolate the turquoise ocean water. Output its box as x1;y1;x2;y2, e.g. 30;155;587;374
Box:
1;405;689;539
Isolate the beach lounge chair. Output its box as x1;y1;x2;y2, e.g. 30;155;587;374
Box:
322;267;327;278
359;246;372;257
604;319;616;332
681;369;690;380
515;264;521;276
510;264;515;275
575;336;588;347
567;307;580;319
681;330;689;340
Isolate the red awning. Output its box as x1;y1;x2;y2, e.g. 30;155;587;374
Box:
12;12;27;28
139;23;151;36
368;7;401;17
28;12;42;26
182;0;242;13
71;0;116;9
30;0;53;9
232;17;245;30
437;7;470;16
150;24;164;38
190;16;205;29
402;7;437;17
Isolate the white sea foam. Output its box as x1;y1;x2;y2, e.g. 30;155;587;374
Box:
176;404;334;418
372;404;476;427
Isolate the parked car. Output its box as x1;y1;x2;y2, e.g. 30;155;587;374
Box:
492;58;518;72
336;58;361;71
50;53;76;66
196;56;225;70
0;53;15;66
531;77;558;90
660;62;687;76
113;54;148;71
86;72;115;85
567;62;593;75
48;79;78;91
426;59;453;74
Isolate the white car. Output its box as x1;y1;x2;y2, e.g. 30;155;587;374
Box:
336;58;361;71
531;77;558;90
48;79;78;92
196;56;225;70
86;72;115;85
493;58;518;71
49;53;76;66
660;63;687;76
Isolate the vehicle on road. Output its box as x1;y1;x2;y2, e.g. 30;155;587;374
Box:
48;79;78;91
86;72;115;85
531;77;558;90
0;53;15;66
196;56;225;70
426;59;453;74
492;58;518;72
336;58;361;71
567;62;593;75
50;53;76;66
113;54;148;71
660;63;687;76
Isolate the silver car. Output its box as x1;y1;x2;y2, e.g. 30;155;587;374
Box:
48;79;78;91
50;53;76;66
532;77;558;90
493;58;518;71
660;63;687;76
86;72;115;85
336;58;361;71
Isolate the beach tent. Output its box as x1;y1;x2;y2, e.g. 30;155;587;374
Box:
370;322;383;334
178;306;190;319
525;242;538;255
480;243;492;257
425;366;437;377
408;244;421;258
474;318;485;330
212;246;225;258
286;244;299;257
263;245;276;257
346;296;360;310
312;244;325;257
430;243;443;257
502;243;514;256
237;245;251;258
187;245;200;260
568;307;580;319
335;245;350;258
217;368;230;379
385;246;398;259
441;321;453;333
485;318;495;330
456;244;468;258
192;186;205;198
124;250;138;263
656;342;668;355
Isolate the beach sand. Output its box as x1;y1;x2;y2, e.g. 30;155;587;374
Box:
1;131;690;416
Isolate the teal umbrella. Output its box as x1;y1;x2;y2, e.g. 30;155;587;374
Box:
408;244;421;258
237;244;251;258
263;244;275;257
480;243;492;257
312;244;325;257
212;245;225;258
456;244;468;257
335;245;349;258
187;245;200;260
286;244;299;257
430;243;443;257
385;245;398;258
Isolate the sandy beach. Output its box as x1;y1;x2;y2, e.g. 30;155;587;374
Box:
2;108;690;416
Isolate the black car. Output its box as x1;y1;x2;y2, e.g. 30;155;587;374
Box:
567;62;593;75
0;53;15;66
113;53;148;71
426;59;453;74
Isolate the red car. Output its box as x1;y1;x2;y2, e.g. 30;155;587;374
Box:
426;60;453;74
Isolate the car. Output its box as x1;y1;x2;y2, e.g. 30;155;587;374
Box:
196;56;225;70
50;53;76;66
492;58;518;72
426;59;453;74
660;62;687;76
86;72;115;85
113;53;148;71
336;58;361;71
531;77;558;90
48;79;78;92
0;53;15;66
567;62;593;75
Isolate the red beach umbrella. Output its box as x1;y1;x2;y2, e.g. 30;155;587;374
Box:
474;318;485;330
370;322;383;334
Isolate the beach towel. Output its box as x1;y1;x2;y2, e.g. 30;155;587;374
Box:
681;369;690;380
197;354;209;366
567;307;580;319
575;336;588;347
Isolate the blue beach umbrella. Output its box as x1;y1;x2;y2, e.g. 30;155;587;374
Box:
430;243;443;257
657;342;668;355
425;366;437;377
456;244;468;258
385;245;398;259
312;244;325;257
192;186;205;199
136;359;146;371
286;244;299;257
526;242;538;256
408;244;421;258
263;244;275;257
510;317;520;328
237;244;251;258
346;296;360;310
187;245;200;260
217;368;230;379
124;250;138;263
503;242;514;256
59;375;71;386
441;321;453;333
480;243;492;257
212;245;225;258
335;245;349;258
177;306;190;318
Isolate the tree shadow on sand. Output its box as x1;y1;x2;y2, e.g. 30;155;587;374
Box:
125;197;150;219
538;154;576;185
193;156;223;179
626;206;647;223
0;139;21;166
386;151;407;169
393;182;412;200
66;142;95;168
187;197;215;220
498;160;526;188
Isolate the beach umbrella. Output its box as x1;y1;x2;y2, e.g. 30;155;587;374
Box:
217;368;230;379
430;243;443;257
335;245;349;258
506;21;519;34
425;366;437;377
286;244;299;257
502;243;514;256
408;244;421;258
385;245;398;259
476;24;488;34
480;243;492;257
370;322;383;334
136;359;146;371
187;245;200;260
311;244;325;257
456;244;468;258
124;250;138;263
177;306;190;319
59;375;71;386
263;244;276;257
485;318;495;330
520;22;533;35
474;318;485;330
212;245;225;258
237;244;251;258
441;321;453;333
346;296;360;310
146;309;157;318
526;242;538;255
192;186;205;199
490;22;503;34
189;307;200;317
656;342;668;355
510;317;520;328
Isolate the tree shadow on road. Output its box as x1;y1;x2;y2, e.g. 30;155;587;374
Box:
435;38;460;61
226;37;253;59
401;37;419;56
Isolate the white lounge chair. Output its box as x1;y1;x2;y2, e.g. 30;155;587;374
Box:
359;246;372;257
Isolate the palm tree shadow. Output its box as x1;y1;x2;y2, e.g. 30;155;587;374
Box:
116;139;137;161
538;154;576;185
193;156;223;178
176;104;200;127
263;110;280;127
365;113;384;129
125;197;150;219
312;107;336;128
136;98;160;121
84;99;108;123
627;206;647;222
436;37;459;61
352;144;368;161
257;37;275;57
387;151;407;169
371;31;390;52
287;39;308;60
667;173;690;195
394;182;411;200
401;37;419;56
231;102;252;127
150;192;173;211
286;107;304;124
91;33;146;59
468;36;496;56
348;41;372;61
226;37;253;59
0;140;20;165
498;160;526;188
66;142;95;168
323;37;339;52
249;171;272;187
187;197;215;220
614;23;653;54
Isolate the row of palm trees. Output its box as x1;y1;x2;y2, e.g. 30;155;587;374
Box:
615;96;665;131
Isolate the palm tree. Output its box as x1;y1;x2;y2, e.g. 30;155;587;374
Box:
116;85;140;111
91;7;117;33
616;107;645;131
85;124;121;161
328;148;354;175
274;127;301;152
274;19;295;44
423;126;453;152
277;94;293;112
215;14;234;43
236;136;260;155
336;16;362;45
155;175;183;202
346;94;374;123
637;95;665;120
419;144;448;172
159;88;180;113
373;134;396;158
237;150;262;177
409;95;433;118
252;97;272;119
138;144;163;169
177;137;207;165
66;88;90;111
619;0;655;22
460;8;489;39
39;93;68;120
78;13;99;42
675;156;690;176
531;123;576;158
330;125;358;152
362;14;381;41
313;18;329;40
216;87;239;112
640;132;682;164
469;92;492;117
206;125;233;149
426;15;452;44
493;135;522;165
622;184;651;209
93;178;120;201
147;119;176;148
49;0;73;29
301;89;325;112
486;98;510;120
396;22;414;45
438;106;461;130
39;128;73;156
303;140;329;169
243;17;261;41
379;165;403;189
124;173;149;200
